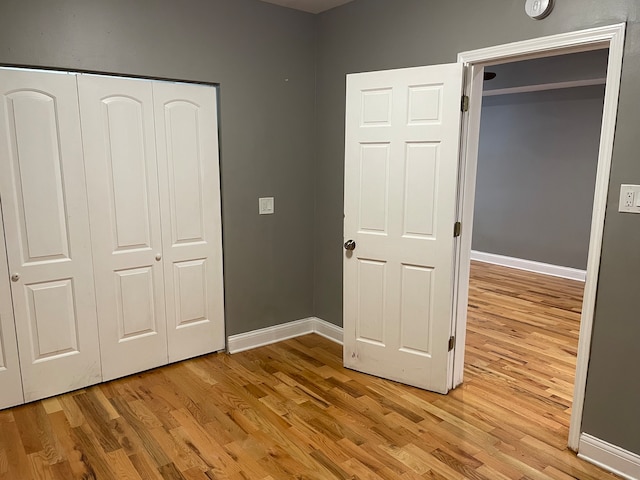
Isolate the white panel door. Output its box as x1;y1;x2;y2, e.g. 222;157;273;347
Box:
153;82;225;362
343;64;463;393
0;69;102;401
78;74;168;381
0;203;24;409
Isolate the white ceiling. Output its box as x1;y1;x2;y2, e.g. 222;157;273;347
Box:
258;0;354;14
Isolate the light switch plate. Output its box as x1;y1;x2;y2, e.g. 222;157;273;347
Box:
618;185;640;213
259;197;274;215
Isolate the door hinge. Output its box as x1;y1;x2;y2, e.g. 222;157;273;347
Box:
461;95;469;112
453;221;462;238
448;336;455;352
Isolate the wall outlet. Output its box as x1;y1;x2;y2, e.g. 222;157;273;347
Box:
618;185;640;213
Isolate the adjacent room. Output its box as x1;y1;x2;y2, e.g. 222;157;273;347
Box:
465;48;608;460
0;0;638;479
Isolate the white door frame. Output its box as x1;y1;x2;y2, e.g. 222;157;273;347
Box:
452;23;626;451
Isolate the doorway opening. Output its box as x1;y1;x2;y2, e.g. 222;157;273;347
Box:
466;48;607;448
452;24;626;451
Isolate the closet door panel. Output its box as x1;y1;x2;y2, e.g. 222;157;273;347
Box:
0;205;24;409
0;69;101;401
78;74;167;381
154;82;225;362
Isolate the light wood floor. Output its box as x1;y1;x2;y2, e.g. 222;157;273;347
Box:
0;261;620;479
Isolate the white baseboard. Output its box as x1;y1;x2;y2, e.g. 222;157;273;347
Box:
579;433;640;480
227;317;343;354
471;250;586;282
313;319;344;344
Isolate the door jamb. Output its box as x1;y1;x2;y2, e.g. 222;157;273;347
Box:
452;23;626;451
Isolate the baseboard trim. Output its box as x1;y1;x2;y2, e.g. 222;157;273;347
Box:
578;433;640;480
227;317;343;354
313;319;344;344
471;250;586;282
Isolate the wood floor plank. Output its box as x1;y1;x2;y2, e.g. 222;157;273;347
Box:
128;451;165;480
26;453;54;480
69;424;118;479
105;449;143;480
0;261;624;479
0;416;32;480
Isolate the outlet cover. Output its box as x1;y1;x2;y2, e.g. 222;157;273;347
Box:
618;185;640;213
259;197;274;215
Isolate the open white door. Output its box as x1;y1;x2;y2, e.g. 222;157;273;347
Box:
343;63;464;394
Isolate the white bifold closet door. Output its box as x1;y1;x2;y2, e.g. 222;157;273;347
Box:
77;75;168;381
0;69;102;401
0;68;224;403
78;75;225;377
153;82;225;362
0;206;23;409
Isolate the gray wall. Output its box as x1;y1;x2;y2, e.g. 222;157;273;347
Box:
0;0;317;336
472;85;605;269
315;0;640;455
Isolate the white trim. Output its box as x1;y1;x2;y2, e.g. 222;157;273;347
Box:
227;317;343;354
458;23;624;65
454;23;626;452
579;434;640;480
471;250;586;282
313;318;344;344
483;77;606;97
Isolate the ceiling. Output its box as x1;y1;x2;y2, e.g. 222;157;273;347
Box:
257;0;354;14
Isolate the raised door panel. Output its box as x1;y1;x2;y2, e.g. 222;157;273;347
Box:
0;205;24;409
77;74;168;381
154;81;225;362
0;69;101;401
356;259;386;345
359;144;390;234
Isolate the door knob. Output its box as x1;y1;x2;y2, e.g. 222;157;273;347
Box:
155;254;162;261
11;273;20;282
344;240;356;251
